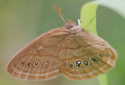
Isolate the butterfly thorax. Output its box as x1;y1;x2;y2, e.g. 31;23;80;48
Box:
69;25;83;35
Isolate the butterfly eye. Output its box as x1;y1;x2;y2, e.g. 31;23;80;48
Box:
99;54;103;57
91;57;98;62
69;64;73;68
83;61;89;66
76;60;81;67
67;24;74;28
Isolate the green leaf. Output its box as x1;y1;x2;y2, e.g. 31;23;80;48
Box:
80;2;98;34
93;0;125;19
98;74;109;85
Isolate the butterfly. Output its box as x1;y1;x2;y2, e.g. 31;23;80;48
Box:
7;4;117;81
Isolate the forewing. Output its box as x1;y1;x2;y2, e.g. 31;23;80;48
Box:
59;33;117;80
7;27;69;80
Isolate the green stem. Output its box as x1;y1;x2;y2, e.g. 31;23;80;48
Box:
98;74;109;85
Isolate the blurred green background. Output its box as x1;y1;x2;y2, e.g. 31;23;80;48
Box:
0;0;125;85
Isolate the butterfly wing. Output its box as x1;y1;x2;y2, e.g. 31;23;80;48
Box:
7;27;69;80
58;31;117;80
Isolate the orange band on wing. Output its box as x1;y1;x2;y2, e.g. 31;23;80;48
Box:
62;65;111;80
8;66;59;80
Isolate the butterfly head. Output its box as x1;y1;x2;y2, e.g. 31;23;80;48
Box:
63;19;84;35
64;19;77;29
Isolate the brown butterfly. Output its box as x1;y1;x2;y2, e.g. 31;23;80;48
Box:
7;5;117;81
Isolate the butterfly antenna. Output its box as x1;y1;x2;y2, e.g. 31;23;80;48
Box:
53;4;66;23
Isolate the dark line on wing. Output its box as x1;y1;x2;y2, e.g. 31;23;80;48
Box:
60;49;108;61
